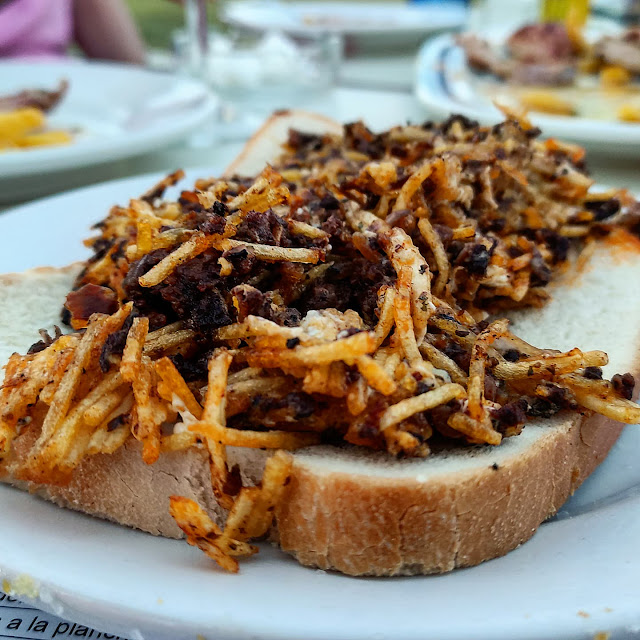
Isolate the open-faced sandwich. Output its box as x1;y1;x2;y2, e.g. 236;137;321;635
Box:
2;110;640;576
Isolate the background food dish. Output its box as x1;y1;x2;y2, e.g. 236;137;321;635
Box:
415;31;640;154
1;171;640;639
0;79;72;150
0;60;218;180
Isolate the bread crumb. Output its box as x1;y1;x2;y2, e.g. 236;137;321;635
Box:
593;632;610;640
578;610;590;618
157;597;164;605
196;635;207;640
603;607;613;613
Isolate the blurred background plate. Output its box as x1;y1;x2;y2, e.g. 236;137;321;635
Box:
0;60;218;180
222;1;467;50
414;32;640;155
222;1;467;35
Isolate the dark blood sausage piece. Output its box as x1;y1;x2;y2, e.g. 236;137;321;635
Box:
170;352;212;383
197;203;228;235
236;210;283;245
222;246;256;275
277;392;316;419
64;284;119;323
27;341;48;355
537;229;570;263
100;313;136;372
455;243;490;276
232;285;272;322
27;327;63;355
287;128;325;152
525;384;576;419
612;373;635;400
584;198;620;222
231;284;302;327
321;214;344;239
492;398;528;430
503;349;522;363
319;195;340;210
529;249;552;286
186;288;231;330
343;121;384;159
442;340;471;372
440;114;480;134
583;366;603;380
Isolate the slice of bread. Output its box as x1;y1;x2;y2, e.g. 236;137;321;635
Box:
0;265;79;367
2;113;639;576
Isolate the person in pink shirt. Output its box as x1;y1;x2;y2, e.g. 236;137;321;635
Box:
0;0;146;63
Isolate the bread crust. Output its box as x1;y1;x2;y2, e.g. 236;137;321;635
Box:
275;296;640;576
223;109;342;178
276;411;625;576
2;391;627;575
2;424;218;538
0;263;82;283
1;425;268;539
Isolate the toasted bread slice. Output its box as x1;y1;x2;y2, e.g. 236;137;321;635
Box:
2;113;639;576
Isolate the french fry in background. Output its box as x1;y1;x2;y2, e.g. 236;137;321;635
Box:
17;131;73;148
0;107;71;150
0;108;44;141
618;104;640;123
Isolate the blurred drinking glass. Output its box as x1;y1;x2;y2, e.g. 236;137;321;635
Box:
207;30;339;129
176;2;341;139
183;0;209;78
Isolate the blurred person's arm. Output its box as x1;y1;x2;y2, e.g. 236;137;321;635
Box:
73;0;146;64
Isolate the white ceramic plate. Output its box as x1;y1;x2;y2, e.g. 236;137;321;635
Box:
222;1;466;36
414;33;640;155
1;172;640;640
0;60;218;179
